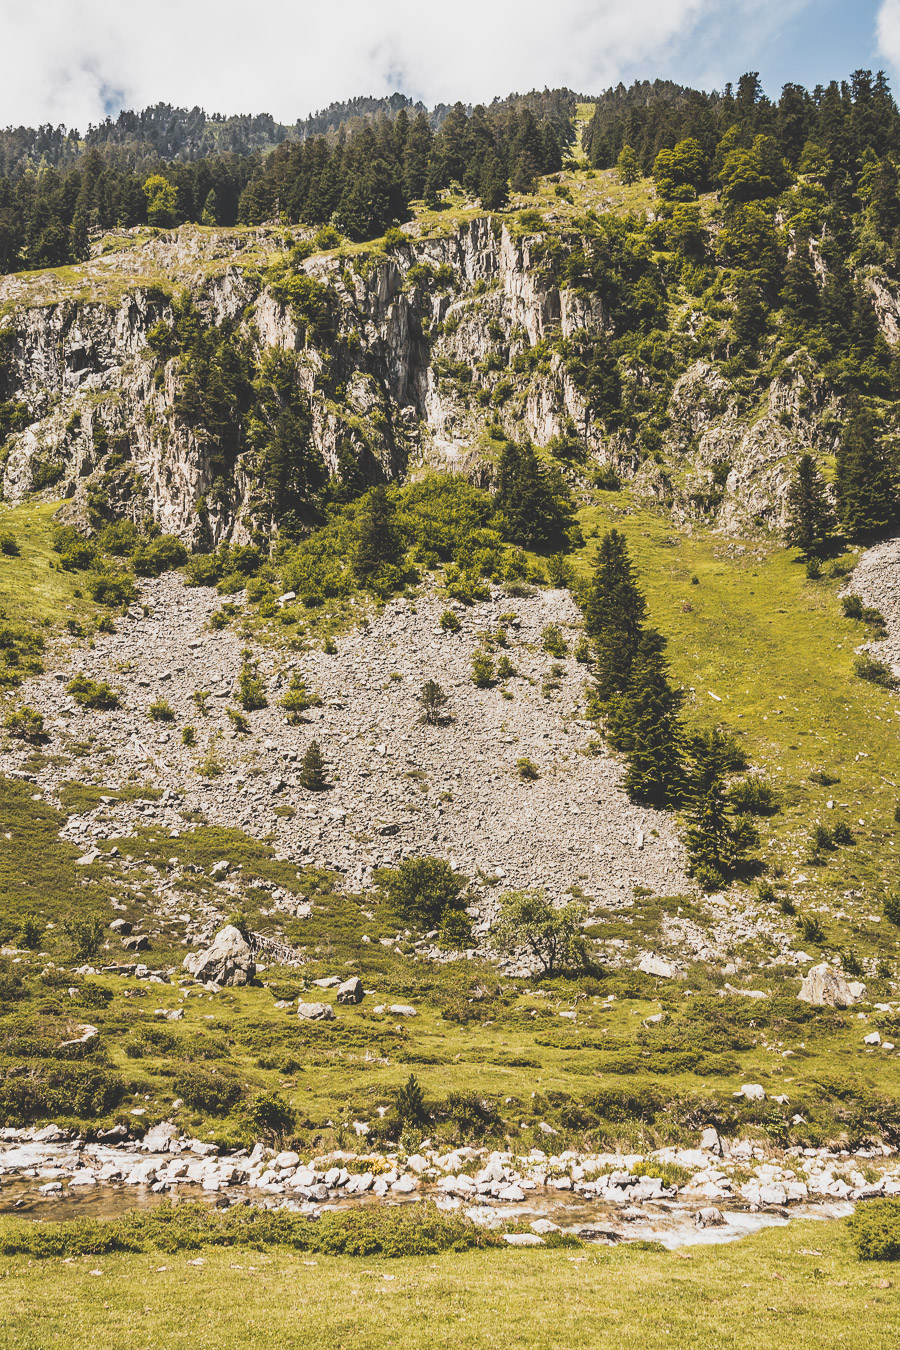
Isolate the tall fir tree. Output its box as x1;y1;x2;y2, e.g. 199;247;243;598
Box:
607;629;685;805
684;777;759;890
582;529;647;703
785;453;836;556
835;405;898;540
353;484;401;581
493;438;573;549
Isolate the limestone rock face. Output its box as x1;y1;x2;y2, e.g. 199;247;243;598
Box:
183;925;255;987
798;963;860;1008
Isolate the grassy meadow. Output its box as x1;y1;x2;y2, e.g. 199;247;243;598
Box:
0;1218;897;1350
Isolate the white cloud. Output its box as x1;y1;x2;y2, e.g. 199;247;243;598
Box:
877;0;900;70
0;0;822;128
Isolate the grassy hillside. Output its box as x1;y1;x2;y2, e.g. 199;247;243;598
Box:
1;1218;897;1350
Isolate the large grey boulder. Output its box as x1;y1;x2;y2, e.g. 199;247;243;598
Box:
798;963;859;1008
297;1002;335;1021
183;925;255;987
336;977;363;1005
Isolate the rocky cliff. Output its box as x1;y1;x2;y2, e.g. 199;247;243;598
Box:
0;218;864;542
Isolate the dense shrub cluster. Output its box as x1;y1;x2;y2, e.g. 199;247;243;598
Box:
0;1200;503;1259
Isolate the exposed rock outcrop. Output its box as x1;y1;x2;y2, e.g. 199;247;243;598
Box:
798;963;861;1008
183;924;255;986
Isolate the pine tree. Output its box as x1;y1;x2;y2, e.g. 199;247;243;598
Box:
353;484;400;580
685;777;759;891
785;453;836;556
479;153;509;210
607;630;685;806
299;740;327;791
687;726;748;796
617;144;641;185
582;529;647;703
494;439;573;549
201;189;218;226
835;405;898;541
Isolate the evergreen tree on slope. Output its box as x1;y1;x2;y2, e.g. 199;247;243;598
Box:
835;404;898;541
785;453;836;556
582;529;647;702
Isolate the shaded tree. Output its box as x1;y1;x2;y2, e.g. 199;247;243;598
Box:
784;453;836;556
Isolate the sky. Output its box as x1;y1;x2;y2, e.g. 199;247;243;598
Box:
0;0;895;129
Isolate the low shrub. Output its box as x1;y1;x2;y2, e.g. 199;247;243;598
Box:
376;856;469;931
148;698;175;722
854;654;897;690
471;650;494;687
729;777;779;815
172;1066;242;1115
66;674;120;710
0;1063;123;1124
0;1200;502;1259
131;535;188;577
88;572;138;607
542;624;568;657
848;1199;900;1260
3;705;44;743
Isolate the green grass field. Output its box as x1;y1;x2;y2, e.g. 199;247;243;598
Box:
0;1219;896;1350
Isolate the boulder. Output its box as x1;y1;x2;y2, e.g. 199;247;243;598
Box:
734;1084;766;1102
336;977;364;1005
183;925;255;987
109;919;132;935
297;1002;335;1021
699;1127;722;1154
798;963;858;1008
122;934;150;952
388;1004;417;1017
638;954;679;979
695;1206;726;1228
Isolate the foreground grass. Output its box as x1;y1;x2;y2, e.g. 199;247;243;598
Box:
1;1219;896;1350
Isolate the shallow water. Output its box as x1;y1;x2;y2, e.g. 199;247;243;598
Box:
0;1175;853;1249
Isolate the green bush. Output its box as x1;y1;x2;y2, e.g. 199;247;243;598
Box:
148;698;175;722
854;654;897;690
848;1199;900;1260
884;894;900;927
3;704;44;743
0;1063;123;1125
53;526;96;570
0;1200;502;1259
729;777;779;815
172;1066;242;1115
542;623;568;657
471;650;495;687
280;673;321;724
246;1090;296;1138
131;535;189;577
439;610;461;633
88;572;138;607
517;757;540;780
0;531;19;556
237;654;267;711
376;856;468;931
63;915;105;960
436;907;474;949
66;674;120;710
